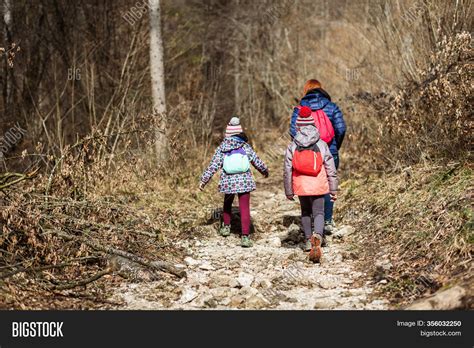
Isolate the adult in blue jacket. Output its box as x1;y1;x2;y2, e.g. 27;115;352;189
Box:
289;79;346;234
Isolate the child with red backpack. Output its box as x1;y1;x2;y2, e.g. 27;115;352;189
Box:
284;106;338;262
200;117;269;248
290;80;346;235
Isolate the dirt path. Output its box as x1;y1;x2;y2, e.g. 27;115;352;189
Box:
111;177;388;310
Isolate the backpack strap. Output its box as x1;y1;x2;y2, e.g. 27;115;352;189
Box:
296;143;320;152
225;147;247;156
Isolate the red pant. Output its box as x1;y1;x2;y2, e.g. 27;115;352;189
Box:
223;192;251;235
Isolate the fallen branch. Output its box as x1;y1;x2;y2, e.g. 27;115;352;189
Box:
109;256;161;282
0;256;101;280
49;214;160;239
0;168;39;191
49;269;112;291
49;229;186;278
51;291;123;306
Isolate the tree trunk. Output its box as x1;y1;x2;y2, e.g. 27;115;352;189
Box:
149;0;168;162
3;0;12;116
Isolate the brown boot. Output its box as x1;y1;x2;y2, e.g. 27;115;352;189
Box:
309;234;322;263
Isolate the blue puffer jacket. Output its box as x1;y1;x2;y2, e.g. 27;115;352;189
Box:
290;89;346;157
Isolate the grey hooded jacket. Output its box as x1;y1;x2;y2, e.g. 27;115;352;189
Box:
283;125;338;196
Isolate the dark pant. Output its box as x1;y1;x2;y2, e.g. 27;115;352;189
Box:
298;195;325;239
223;192;251;236
324;154;339;222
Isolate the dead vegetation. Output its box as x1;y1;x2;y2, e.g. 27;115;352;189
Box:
0;188;188;308
335;12;473;307
338;162;473;307
345;31;473;171
0;130;194;308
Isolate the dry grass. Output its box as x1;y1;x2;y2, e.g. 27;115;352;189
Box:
338;162;473;307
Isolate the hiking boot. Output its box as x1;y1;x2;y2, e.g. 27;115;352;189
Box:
321;235;328;248
219;225;231;237
303;239;312;252
309;234;323;263
241;235;253;248
324;220;336;235
314;231;328;247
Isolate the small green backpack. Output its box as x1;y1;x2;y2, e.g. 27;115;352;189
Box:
223;147;250;174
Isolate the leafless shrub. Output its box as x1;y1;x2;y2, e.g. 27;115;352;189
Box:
348;31;472;169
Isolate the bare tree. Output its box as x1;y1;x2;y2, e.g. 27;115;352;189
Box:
149;0;167;162
2;0;12;112
2;0;11;42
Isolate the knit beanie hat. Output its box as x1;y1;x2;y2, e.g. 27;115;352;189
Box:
225;116;243;137
295;106;314;128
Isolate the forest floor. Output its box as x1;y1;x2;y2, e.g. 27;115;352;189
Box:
110;175;388;310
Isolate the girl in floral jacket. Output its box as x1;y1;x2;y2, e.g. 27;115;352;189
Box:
200;117;269;247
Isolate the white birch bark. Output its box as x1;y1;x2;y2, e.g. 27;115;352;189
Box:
149;0;168;161
3;0;12;104
3;0;11;27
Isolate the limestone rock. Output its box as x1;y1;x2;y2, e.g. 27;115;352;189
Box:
230;295;245;307
209;287;232;301
228;278;240;288
239;286;259;299
256;279;272;289
179;288;198;304
244;294;269;309
199;262;216;271
314;298;340;309
333;225;355;239
318;278;338;289
210;274;233;288
237;272;254;288
405;285;469;310
259;237;282;248
184;257;200;267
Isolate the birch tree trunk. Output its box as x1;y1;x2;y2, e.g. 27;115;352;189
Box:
3;0;11;35
149;0;168;162
3;0;12;112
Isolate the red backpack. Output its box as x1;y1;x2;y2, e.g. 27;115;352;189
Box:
292;143;323;177
297;106;335;143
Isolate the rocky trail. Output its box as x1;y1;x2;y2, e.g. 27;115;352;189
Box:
111;177;389;310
